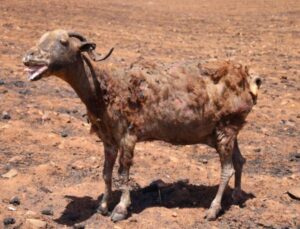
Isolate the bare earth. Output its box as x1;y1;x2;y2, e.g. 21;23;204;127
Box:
0;0;299;228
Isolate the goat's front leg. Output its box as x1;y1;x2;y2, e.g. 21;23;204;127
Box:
232;138;246;204
205;129;235;221
111;134;137;222
98;143;118;215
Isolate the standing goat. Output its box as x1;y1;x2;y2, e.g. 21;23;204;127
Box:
23;30;261;222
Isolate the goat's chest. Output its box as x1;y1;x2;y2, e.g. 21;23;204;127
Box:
87;111;122;145
88;112;109;141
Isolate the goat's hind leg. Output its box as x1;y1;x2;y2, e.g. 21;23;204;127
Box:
232;138;246;204
98;143;118;215
205;129;235;221
111;134;137;222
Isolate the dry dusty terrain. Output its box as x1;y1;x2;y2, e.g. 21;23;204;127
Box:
0;0;299;228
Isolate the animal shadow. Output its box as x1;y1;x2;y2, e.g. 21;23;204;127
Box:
55;180;255;226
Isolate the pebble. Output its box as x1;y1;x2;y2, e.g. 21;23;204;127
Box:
42;113;51;122
18;89;31;95
200;159;208;164
41;208;54;216
61;131;68;138
71;161;85;170
172;212;178;217
129;218;138;223
3;217;16;225
287;186;300;200
13;81;25;88
178;178;189;185
0;89;8;94
40;186;53;193
254;148;261;153
74;223;85;229
25;210;39;219
9;196;21;205
1;169;18;178
8;205;17;211
0;79;5;85
25;219;47;228
8;156;23;163
2;111;11;120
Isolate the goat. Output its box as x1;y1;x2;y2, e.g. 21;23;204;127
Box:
23;30;261;222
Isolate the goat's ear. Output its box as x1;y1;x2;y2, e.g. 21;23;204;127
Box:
78;42;96;53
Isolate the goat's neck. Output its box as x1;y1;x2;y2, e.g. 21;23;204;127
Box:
63;58;106;117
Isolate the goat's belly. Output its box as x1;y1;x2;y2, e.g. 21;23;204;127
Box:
138;120;215;145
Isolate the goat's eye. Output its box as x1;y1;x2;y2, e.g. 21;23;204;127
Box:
60;38;69;46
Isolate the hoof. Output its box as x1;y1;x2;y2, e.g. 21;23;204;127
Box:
111;205;128;222
232;189;244;204
204;206;221;221
97;204;109;216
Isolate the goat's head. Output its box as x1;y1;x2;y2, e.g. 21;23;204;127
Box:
245;67;262;104
23;29;113;81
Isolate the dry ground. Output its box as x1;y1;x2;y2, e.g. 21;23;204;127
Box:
0;0;299;228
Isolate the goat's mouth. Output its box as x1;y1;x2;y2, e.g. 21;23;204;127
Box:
25;65;48;81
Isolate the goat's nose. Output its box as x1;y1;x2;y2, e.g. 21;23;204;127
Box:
22;50;34;66
22;55;30;66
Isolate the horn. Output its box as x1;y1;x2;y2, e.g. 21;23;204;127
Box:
68;31;88;42
68;31;114;62
88;47;114;62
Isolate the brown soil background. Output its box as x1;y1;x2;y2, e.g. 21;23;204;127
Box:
0;0;299;228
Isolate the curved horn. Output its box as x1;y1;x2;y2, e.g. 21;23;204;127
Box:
88;47;114;62
68;31;88;42
68;31;114;62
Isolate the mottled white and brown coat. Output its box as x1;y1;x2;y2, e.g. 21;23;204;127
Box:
23;30;261;222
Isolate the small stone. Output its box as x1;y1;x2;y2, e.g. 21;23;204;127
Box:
61;131;68;138
178;178;189;185
74;223;85;229
13;81;25;88
289;152;300;162
40;186;53;193
200;159;208;164
0;89;8;94
9;196;21;205
129;218;138;223
18;89;31;95
25;219;47;228
2;169;18;178
287;186;300;200
8;205;17;211
172;212;177;217
41;208;53;216
3;217;16;225
2;111;11;120
0;79;5;85
8;156;23;163
280;76;287;80
113;226;122;229
42;113;51;122
71;161;85;170
24;210;39;219
254;148;261;153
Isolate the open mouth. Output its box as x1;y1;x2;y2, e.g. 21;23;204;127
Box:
25;65;48;81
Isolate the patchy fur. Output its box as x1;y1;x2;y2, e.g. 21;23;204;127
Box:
23;30;261;222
